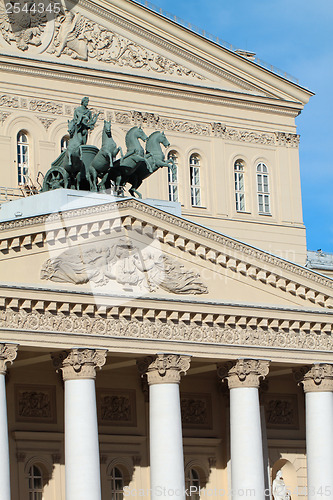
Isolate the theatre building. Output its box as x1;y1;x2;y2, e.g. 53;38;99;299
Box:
0;0;333;499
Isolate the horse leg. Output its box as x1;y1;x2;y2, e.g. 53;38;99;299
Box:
99;171;109;191
129;178;143;199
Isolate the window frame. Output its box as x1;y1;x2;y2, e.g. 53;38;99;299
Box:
256;162;271;214
28;464;43;500
167;150;179;202
109;466;124;500
189;153;202;207
17;130;29;186
234;159;246;212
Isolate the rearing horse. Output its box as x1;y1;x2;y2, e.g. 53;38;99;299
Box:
107;126;149;193
126;131;176;198
86;121;123;191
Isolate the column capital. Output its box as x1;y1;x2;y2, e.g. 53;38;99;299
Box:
294;364;333;392
0;344;18;375
137;354;191;385
217;359;270;389
52;349;107;381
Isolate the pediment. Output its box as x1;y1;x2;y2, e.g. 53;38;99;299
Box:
0;195;332;313
0;0;309;102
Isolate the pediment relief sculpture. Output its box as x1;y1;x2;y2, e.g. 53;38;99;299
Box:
46;9;204;79
40;238;208;295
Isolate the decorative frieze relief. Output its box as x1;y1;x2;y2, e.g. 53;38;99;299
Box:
217;359;270;388
52;348;107;380
137;354;191;384
1;310;332;351
0;91;299;145
97;389;136;426
15;384;56;423
0;343;18;374
46;11;203;80
263;393;299;429
40;239;208;295
294;364;333;392
0;5;47;51
181;393;212;428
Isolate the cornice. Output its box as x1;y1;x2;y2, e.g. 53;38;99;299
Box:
0;61;300;117
1;198;332;306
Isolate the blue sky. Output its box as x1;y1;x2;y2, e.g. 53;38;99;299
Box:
135;0;333;253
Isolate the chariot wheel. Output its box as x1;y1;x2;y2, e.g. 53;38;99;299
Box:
42;167;69;191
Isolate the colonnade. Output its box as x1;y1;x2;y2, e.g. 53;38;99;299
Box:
1;343;333;500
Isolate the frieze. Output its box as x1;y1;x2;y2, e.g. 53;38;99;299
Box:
1;310;332;351
0;3;47;51
46;11;203;80
0;94;19;108
15;384;56;423
97;389;136;426
0;92;300;144
29;99;63;114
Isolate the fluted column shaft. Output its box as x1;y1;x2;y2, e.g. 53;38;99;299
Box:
53;349;107;500
218;359;269;500
295;364;333;499
139;354;191;500
0;344;18;500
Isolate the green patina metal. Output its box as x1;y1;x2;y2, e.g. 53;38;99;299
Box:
42;98;175;198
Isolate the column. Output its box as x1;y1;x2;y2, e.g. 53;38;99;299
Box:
53;349;107;500
218;359;269;500
138;354;191;500
295;364;333;499
0;343;18;500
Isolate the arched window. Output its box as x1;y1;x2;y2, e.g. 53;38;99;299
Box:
61;135;70;152
17;131;29;185
110;466;124;499
234;159;245;211
28;464;43;500
186;468;200;499
167;150;179;202
190;153;201;207
256;162;270;214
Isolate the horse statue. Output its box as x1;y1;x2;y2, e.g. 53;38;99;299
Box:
107;126;149;194
42;98;100;192
85;121;123;191
125;131;176;198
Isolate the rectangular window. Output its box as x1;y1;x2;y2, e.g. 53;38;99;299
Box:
168;165;178;202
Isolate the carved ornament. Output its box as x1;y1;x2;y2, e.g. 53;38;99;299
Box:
0;2;47;51
52;348;107;380
40;239;208;295
137;354;191;385
294;364;333;392
15;384;56;422
0;343;18;375
181;393;212;428
263;393;299;429
217;359;270;389
98;389;136;426
1;310;333;352
47;11;203;80
0;111;11;123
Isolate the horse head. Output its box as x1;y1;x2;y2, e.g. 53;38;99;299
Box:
103;120;112;137
159;131;170;149
136;126;148;142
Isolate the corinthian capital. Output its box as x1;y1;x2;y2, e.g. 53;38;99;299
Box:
294;364;333;393
0;343;18;375
217;359;270;389
52;349;107;381
137;354;191;385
